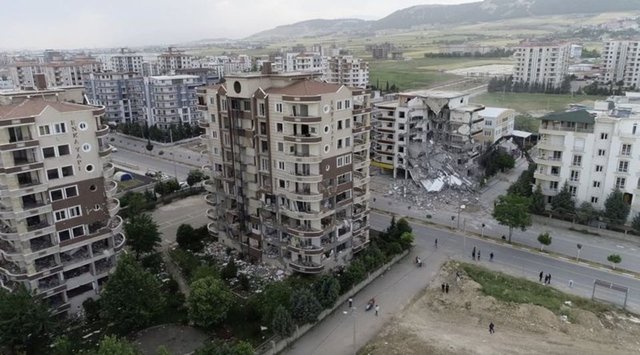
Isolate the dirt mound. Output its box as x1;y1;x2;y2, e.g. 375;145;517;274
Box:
361;263;640;355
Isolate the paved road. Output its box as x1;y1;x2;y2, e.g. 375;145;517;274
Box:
286;212;640;355
111;148;193;182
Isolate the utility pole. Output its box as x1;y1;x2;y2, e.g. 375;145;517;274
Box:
169;127;178;180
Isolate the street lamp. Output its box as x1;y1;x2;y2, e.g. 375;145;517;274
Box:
343;307;356;355
481;223;485;238
457;204;466;229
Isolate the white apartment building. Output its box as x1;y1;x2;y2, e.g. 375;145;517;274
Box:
0;88;122;315
197;65;371;273
479;107;515;146
533;93;640;221
157;48;193;75
601;40;640;88
9;56;100;88
513;43;570;88
109;50;144;74
144;75;203;128
85;72;146;124
372;90;484;179
322;55;369;89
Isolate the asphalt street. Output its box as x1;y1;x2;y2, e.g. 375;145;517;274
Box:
111;148;193;182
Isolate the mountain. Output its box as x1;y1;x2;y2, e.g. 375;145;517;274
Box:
248;19;369;41
247;0;640;40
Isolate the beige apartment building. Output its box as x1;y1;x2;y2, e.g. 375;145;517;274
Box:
0;88;122;315
513;43;570;88
601;40;640;88
197;64;371;274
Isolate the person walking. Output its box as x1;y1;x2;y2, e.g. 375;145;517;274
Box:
477;250;481;261
472;246;476;260
569;280;574;288
490;252;494;261
434;238;438;248
348;297;353;308
445;284;449;294
375;304;380;317
442;283;446;293
539;271;544;283
547;274;552;285
489;322;495;334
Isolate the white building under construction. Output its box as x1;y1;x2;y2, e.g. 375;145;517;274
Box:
372;90;484;184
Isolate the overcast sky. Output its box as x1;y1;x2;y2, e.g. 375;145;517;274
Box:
0;0;476;50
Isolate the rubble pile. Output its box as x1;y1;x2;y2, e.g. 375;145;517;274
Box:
385;178;480;212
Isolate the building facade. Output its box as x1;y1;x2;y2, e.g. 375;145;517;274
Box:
85;72;146;124
601;40;640;88
533;94;640;221
109;50;144;74
10;56;100;89
513;43;570;88
0;88;122;315
479;107;516;146
144;75;203;128
322;55;369;89
157;48;193;75
197;66;371;274
372;90;484;179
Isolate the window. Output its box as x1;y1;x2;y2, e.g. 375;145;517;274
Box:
570;170;580;182
61;166;74;177
591;197;599;203
618;161;629;173
485;120;493;127
50;189;64;201
598;149;606;156
549;181;558;190
593;181;601;188
47;169;60;180
615;177;626;189
210;114;216;123
243;101;251;111
595;165;603;172
261;158;269;171
621;144;632;156
221;99;227;111
337;139;343;149
68;206;81;218
42;147;55;158
338;121;343;130
572;155;582;166
344;154;351;165
344;100;351;109
634;123;638;135
65;186;78;198
277;161;285;170
276;123;283;133
345;137;351;147
337;156;344;167
600;132;608;139
54;209;67;222
568;186;577;197
277;142;283;152
258;103;266;116
53;122;66;134
337;101;343;110
58;230;71;242
58;145;70;156
72;226;85;237
38;125;51;136
279;179;285;188
275;103;283;113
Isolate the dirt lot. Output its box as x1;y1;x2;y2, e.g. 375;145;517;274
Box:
360;262;640;355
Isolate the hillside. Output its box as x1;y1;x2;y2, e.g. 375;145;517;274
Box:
247;0;640;40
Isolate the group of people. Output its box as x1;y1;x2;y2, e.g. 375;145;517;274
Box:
350;297;380;316
472;246;494;261
539;271;552;285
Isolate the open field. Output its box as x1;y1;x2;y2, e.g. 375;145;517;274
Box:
471;92;606;115
361;262;640;355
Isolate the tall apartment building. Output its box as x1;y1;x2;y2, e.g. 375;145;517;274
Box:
0;88;123;315
478;107;516;146
322;55;369;89
144;75;203;128
197;65;372;274
372;90;484;179
601;40;640;88
109;49;144;74
533;93;640;221
157;47;193;75
85;72;146;124
513;43;570;88
10;55;100;89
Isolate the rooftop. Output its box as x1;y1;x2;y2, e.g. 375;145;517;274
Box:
266;80;343;96
0;96;94;120
400;90;466;99
454;104;485;112
479;107;513;118
541;110;595;124
150;75;199;80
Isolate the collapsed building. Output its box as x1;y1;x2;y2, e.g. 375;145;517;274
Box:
372;90;485;193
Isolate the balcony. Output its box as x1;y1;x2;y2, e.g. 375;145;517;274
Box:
283;115;322;123
284;170;322;183
287;223;324;237
114;233;126;252
289;259;324;274
534;171;562;182
93;258;114;276
207;222;218;236
98;144;113;157
532;155;563;166
284;133;322;144
105;180;117;197
103;162;115;178
536;140;565;151
37;275;61;292
198;119;210;129
35;256;60;272
95;124;109;138
0;259;27;278
27;220;50;232
206;208;218;221
205;193;217;206
109;215;124;234
287;244;324;255
107;198;120;217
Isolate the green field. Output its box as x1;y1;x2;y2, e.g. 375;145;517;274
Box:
471;92;606;114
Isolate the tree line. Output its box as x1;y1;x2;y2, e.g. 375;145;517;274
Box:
424;48;514;58
118;122;203;143
488;76;572;95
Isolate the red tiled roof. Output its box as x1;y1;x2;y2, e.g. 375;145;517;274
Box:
0;96;94;120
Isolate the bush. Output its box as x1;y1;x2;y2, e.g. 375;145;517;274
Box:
169;249;201;280
313;275;340;309
290;288;322;325
221;257;238;281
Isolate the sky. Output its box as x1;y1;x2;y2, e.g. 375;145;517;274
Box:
0;0;476;50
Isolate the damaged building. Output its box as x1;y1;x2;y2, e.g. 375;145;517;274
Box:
372;90;485;192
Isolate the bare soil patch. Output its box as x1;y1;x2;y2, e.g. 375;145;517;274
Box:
361;262;640;355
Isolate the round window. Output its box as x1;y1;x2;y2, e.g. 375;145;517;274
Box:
324;144;330;153
82;143;91;152
94;204;101;211
89;184;97;192
234;81;242;94
86;164;94;172
323;105;331;114
324;125;330;134
325;164;330;171
78;122;88;131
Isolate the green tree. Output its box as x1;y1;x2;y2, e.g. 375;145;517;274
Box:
187;170;205;186
313;275;340;308
176;224;203;252
125;213;161;259
576;202;598;225
221;257;238;280
100;254;165;335
529;184;546;214
290;288;322;324
537;232;552;251
192;265;219;282
632;212;640;233
256;281;293;324
92;336;139;355
399;231;414;250
122;191;148;216
51;336;75;355
0;285;56;354
195;341;254;355
607;254;622;269
550;182;575;216
604;188;631;225
188;276;233;328
492;194;532;243
271;305;295;337
339;259;366;291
